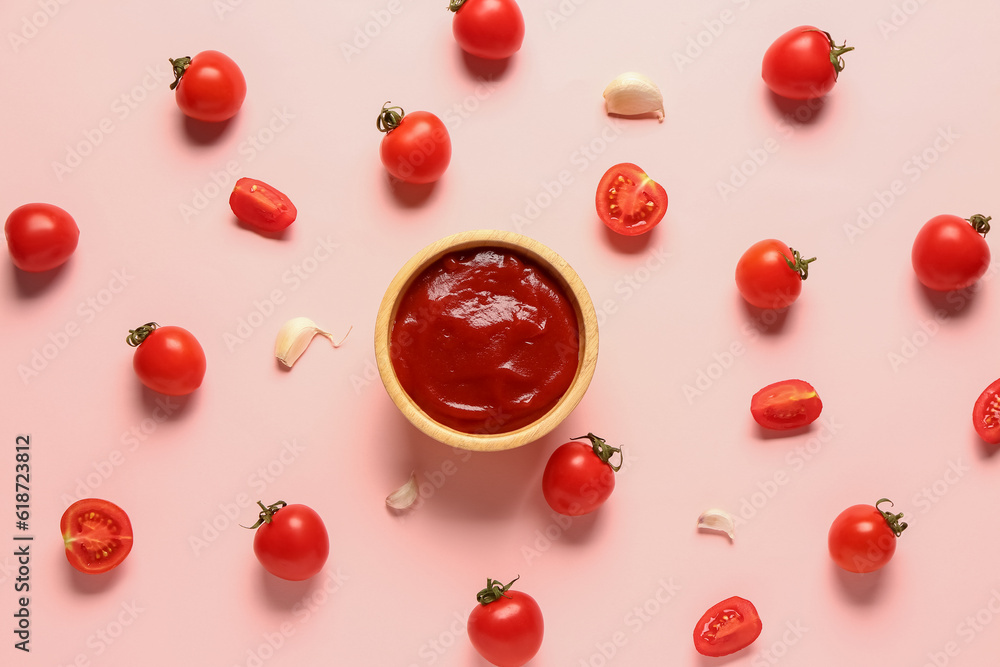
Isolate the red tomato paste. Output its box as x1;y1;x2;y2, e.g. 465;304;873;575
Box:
390;247;580;434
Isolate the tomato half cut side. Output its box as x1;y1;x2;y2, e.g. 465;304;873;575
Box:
60;499;134;574
973;378;1000;444
596;163;668;236
750;379;822;430
693;596;762;657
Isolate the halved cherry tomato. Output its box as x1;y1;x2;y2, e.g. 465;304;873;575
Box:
828;498;907;573
735;239;815;309
230;178;297;232
973;378;1000;444
693;596;762;657
467;576;543;667
596;163;668;236
127;323;206;396
751;379;822;430
60;499;134;574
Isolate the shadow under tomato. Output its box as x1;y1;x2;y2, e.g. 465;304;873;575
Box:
754;422;814;441
383;173;439;208
66;561;125;594
181;114;235;145
602;223;656;255
695;649;746;666
136;385;196;422
11;261;70;298
459;48;512;81
766;89;827;126
740;297;791;335
916;279;981;319
234;215;293;241
831;561;887;605
975;433;1000;460
257;566;322;611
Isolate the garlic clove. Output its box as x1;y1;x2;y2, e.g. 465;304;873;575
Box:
603;71;664;122
274;317;351;368
697;508;736;540
386;472;419;510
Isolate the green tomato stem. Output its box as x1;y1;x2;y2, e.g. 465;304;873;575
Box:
968;214;992;236
476;576;519;605
126;322;159;347
782;248;817;281
241;500;287;530
448;0;467;11
376;101;405;133
875;498;908;537
168;56;192;91
572;433;624;472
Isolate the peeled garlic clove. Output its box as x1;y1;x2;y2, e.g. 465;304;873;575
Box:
386;472;419;510
603;72;664;122
274;317;351;368
697;508;736;540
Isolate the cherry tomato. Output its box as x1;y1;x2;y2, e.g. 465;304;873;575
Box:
973;378;1000;444
595;163;668;236
127;323;206;396
467;577;543;667
542;433;623;516
693;596;762;657
450;0;525;60
5;203;79;272
169;50;246;122
751;379;822;430
911;214;991;292
247;501;329;581
828;499;908;573
230;178;297;232
735;239;815;309
60;498;133;575
376;103;452;184
762;26;853;100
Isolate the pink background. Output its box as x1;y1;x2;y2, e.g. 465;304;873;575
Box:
3;0;1000;665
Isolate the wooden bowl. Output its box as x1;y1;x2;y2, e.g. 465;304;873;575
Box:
374;230;599;451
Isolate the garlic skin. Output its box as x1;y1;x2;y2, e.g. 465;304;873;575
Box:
274;317;350;368
386;472;419;510
697;508;736;540
603;72;664;122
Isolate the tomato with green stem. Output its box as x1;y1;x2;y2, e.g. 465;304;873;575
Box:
828;498;908;573
735;239;815;309
912;214;991;292
60;499;133;574
595;163;668;236
467;576;543;667
693;596;762;657
245;501;329;581
376;102;451;184
751;380;822;430
450;0;525;60
762;26;854;100
5;203;79;272
973;378;1000;444
169;50;246;122
127;323;206;396
542;433;623;516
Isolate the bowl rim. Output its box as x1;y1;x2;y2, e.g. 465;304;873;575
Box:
374;230;599;451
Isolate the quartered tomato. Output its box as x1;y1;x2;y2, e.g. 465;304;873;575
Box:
693;596;762;657
973;378;1000;444
60;499;134;574
596;163;668;236
750;379;822;430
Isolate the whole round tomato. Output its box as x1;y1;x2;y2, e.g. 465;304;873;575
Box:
828;499;907;573
911;214;991;291
735;239;815;309
973;378;1000;444
248;501;329;581
376;103;452;184
5;203;79;272
169;50;247;122
450;0;525;60
60;498;134;575
542;433;623;516
127;323;206;396
467;577;543;667
750;379;822;430
595;163;668;236
693;596;762;657
762;26;853;100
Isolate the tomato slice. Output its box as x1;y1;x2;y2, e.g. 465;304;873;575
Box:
693;596;762;657
60;499;134;574
595;163;667;236
229;178;297;232
751;379;822;430
973;378;1000;444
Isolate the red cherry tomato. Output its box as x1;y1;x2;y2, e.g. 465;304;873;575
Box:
973;378;1000;444
467;577;543;667
248;501;330;581
127;323;206;396
762;26;853;100
5;203;79;272
169;50;247;122
450;0;525;60
542;433;623;516
596;163;668;236
376;103;452;184
735;239;815;309
750;379;822;430
828;499;907;573
229;178;297;232
693;596;762;657
60;498;133;575
911;214;991;292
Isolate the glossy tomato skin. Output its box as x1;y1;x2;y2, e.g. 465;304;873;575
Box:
911;214;990;291
735;239;804;309
973;379;1000;444
452;0;525;60
762;26;845;100
596;163;668;236
253;504;329;581
60;498;134;574
132;325;206;396
173;50;246;122
229;178;297;232
468;590;544;667
693;596;762;657
751;379;822;430
379;111;452;184
828;503;899;573
5;203;79;272
542;440;617;516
